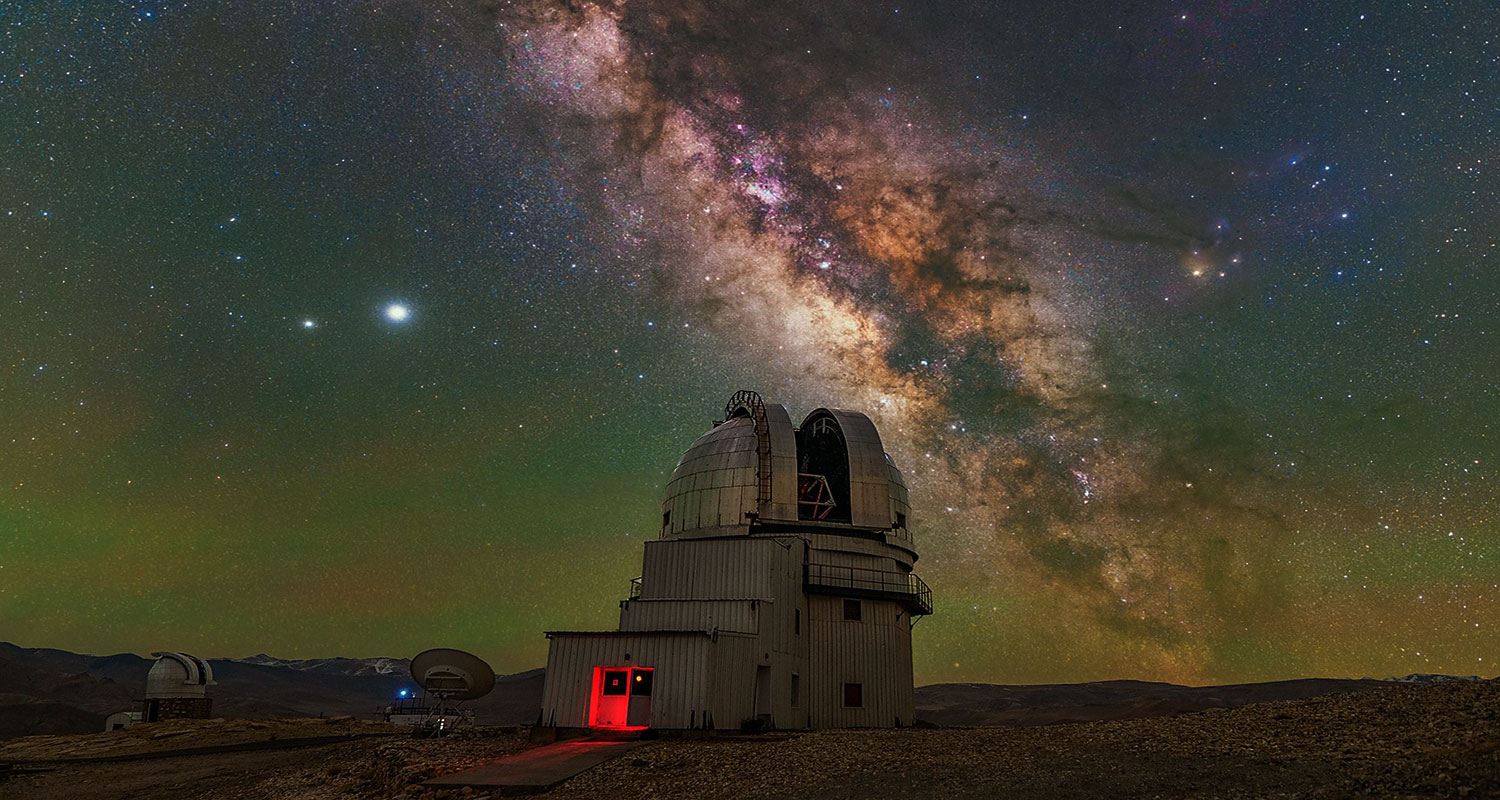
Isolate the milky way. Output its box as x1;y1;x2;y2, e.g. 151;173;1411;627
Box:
453;0;1280;679
4;1;1497;683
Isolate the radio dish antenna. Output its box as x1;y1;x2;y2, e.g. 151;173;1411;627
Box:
408;648;495;734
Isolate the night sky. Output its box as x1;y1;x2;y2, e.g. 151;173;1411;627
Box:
4;1;1497;686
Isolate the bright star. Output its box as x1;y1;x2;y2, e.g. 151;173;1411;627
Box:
302;319;316;329
385;303;410;322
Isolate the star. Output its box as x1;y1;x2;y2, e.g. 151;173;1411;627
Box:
385;303;411;323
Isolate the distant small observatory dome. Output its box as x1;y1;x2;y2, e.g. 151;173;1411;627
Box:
145;652;215;699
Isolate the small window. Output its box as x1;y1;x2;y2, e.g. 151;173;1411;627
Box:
843;682;863;708
631;668;653;696
791;673;801;707
843;599;862;621
602;669;629;696
895;512;907;529
662;510;671;530
794;608;801;635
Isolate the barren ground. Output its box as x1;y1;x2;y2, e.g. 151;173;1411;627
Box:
0;717;400;762
3;680;1497;799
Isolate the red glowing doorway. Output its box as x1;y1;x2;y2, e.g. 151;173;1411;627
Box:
588;666;653;729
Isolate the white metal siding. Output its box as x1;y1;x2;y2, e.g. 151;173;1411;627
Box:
764;402;800;522
806;547;900;571
885;454;912;546
541;633;712;729
804;532;915;570
819;409;895;530
804;595;915;727
661;418;759;536
640;537;798;599
705;633;760;729
618;598;763;635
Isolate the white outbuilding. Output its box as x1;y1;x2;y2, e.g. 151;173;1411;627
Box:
540;390;931;731
104;710;142;731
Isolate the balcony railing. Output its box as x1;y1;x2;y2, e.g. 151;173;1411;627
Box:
804;562;933;616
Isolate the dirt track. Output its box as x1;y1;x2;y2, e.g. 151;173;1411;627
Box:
3;743;351;800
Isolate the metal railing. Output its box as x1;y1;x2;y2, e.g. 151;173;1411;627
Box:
804;562;933;616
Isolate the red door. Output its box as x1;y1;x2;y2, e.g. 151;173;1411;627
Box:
591;667;630;728
589;666;654;729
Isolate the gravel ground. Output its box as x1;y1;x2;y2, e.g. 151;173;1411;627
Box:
4;680;1496;799
539;681;1500;800
0;727;531;800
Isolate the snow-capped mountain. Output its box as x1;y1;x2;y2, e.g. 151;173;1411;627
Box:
230;654;411;677
1388;673;1484;684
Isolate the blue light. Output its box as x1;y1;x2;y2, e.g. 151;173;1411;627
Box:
398;689;409;698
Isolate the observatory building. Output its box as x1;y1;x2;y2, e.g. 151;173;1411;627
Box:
141;651;215;722
540;391;931;731
103;710;142;732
